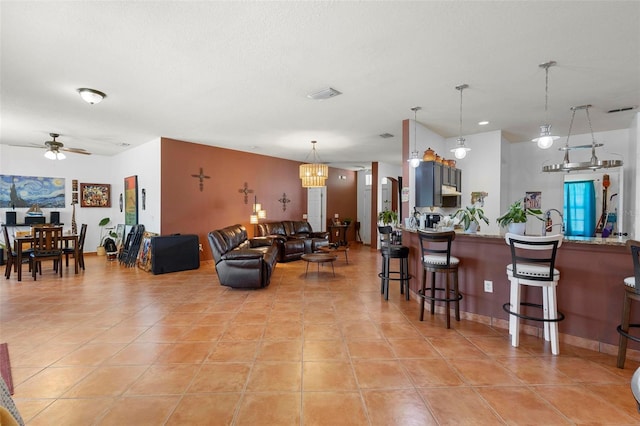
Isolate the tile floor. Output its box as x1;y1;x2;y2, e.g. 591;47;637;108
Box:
1;244;639;425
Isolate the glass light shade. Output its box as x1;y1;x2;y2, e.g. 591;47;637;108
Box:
252;203;262;212
57;151;66;160
451;138;470;159
77;88;106;104
299;163;328;187
408;151;421;168
532;125;559;149
258;209;266;219
44;150;57;160
249;214;258;224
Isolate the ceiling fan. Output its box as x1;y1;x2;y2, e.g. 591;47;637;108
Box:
43;133;91;159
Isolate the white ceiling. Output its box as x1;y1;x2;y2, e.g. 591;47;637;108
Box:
1;1;639;170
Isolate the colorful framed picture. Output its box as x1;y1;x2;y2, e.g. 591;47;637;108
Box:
525;191;541;210
0;174;66;208
124;176;138;225
80;183;111;207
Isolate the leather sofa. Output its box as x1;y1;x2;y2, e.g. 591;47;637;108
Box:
256;221;329;262
208;224;278;289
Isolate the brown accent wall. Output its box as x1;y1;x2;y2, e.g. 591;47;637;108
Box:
160;138;357;260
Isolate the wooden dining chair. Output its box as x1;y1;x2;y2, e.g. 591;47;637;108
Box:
30;226;63;280
63;224;87;270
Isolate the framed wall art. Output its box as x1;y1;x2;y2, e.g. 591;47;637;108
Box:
124;175;138;225
80;183;111;207
0;174;65;208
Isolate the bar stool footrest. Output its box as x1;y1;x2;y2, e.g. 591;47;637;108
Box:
502;302;565;323
418;287;463;304
616;324;640;343
378;271;411;281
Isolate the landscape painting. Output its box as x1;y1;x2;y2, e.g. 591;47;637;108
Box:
0;174;65;208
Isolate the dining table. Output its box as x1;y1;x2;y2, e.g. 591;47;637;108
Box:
14;233;79;281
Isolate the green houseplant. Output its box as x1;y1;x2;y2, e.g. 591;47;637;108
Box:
97;217;118;255
451;206;489;233
378;210;398;226
496;200;543;234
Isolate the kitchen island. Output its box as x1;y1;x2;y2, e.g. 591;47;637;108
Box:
400;229;635;356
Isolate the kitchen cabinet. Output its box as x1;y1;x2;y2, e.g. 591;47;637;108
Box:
415;162;461;208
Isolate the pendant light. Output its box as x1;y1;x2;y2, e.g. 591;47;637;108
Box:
299;141;328;187
408;106;422;168
542;104;623;172
451;84;470;160
532;61;559;149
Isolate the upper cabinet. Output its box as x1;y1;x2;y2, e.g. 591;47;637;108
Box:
415;162;461;208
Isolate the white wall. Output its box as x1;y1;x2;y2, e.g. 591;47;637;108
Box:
1;138;161;252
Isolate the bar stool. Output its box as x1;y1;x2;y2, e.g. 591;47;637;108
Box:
616;239;640;368
503;233;564;355
377;226;410;301
417;230;461;328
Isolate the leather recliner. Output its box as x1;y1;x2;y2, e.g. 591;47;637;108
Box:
208;224;278;289
256;221;329;262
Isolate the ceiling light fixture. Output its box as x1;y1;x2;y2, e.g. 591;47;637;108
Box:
307;87;342;100
451;84;470;160
542;104;623;172
44;133;66;160
77;88;106;104
299;141;328;187
408;106;422;168
532;61;559;149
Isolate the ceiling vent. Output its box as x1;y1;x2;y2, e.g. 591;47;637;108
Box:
607;106;637;113
379;133;394;139
307;87;342;100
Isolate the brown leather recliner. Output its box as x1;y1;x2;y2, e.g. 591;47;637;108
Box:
208;224;278;288
256;221;329;262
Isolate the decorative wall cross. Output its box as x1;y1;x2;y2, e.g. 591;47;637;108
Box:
238;182;254;204
278;192;291;211
191;167;211;192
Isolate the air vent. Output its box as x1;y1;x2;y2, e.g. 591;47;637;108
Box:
307;87;342;100
379;133;394;139
607;106;637;113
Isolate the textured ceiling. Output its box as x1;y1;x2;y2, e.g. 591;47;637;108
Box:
1;1;639;170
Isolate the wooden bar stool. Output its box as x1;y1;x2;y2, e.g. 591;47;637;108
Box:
377;226;411;301
503;233;564;354
616;239;640;368
417;230;461;328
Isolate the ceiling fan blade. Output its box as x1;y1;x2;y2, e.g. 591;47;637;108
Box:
61;147;91;155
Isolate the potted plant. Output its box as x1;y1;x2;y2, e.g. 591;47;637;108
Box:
343;217;353;226
378;209;398;227
496;200;543;235
451;206;489;233
97;217;117;255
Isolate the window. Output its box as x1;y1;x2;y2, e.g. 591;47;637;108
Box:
365;174;372;186
564;180;596;237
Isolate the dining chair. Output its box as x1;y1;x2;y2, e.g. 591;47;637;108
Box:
30;226;63;280
3;226;33;279
63;224;87;270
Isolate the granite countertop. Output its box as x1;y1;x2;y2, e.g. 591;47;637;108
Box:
399;227;629;246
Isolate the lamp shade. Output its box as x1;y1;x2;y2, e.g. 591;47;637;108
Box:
250;214;258;224
299;163;328;187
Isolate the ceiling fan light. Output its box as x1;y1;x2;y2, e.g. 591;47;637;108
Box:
44;150;56;160
77;88;106;104
56;151;66;160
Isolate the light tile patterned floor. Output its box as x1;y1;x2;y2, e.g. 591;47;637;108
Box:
1;244;639;425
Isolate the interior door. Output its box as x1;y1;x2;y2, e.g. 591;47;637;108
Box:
307;187;327;232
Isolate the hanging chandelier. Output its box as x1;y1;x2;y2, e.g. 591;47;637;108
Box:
532;61;559;149
408;106;422;168
542;104;623;172
451;84;470;159
299;141;328;187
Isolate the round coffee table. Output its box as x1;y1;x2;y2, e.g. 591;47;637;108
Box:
301;253;337;277
318;245;350;264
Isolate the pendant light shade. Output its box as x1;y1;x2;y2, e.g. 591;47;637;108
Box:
450;84;470;159
77;88;106;105
532;61;559;149
299;141;328;187
408;106;422;168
